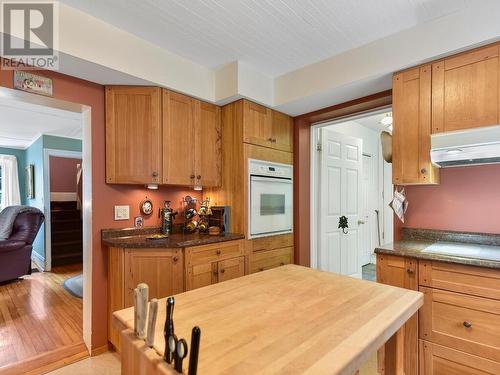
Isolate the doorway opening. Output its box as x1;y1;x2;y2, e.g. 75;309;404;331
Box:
311;108;393;280
0;87;92;372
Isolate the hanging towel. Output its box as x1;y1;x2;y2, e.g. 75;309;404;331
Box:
389;187;408;223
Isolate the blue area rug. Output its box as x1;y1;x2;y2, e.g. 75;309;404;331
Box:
63;273;83;298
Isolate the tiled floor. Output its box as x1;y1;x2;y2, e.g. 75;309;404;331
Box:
362;263;376;281
46;352;121;375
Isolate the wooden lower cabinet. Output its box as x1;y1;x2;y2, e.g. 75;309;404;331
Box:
108;247;184;350
376;254;418;375
249;247;293;273
420;340;500;375
185;240;246;291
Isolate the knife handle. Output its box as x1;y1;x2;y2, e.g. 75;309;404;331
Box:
146;298;158;347
188;326;201;375
135;283;149;339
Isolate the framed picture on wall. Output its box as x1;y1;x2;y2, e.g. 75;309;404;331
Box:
25;165;34;199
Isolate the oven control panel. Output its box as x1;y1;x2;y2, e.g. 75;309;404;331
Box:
248;159;293;179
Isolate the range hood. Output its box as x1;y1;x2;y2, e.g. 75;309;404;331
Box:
431;125;500;167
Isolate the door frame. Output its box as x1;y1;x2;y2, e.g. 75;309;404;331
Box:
43;149;83;272
0;86;93;353
310;107;390;269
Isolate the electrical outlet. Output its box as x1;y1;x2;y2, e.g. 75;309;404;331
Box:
114;205;130;220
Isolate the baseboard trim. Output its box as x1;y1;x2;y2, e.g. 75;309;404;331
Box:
31;251;45;272
90;344;109;357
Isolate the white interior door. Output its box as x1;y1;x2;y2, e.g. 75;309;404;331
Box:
318;129;363;278
361;154;377;266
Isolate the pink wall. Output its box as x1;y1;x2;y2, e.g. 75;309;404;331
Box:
0;60;200;350
50;156;82;193
403;164;500;234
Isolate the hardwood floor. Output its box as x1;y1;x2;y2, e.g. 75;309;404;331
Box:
0;264;88;374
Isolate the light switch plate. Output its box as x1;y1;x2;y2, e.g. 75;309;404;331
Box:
114;205;130;220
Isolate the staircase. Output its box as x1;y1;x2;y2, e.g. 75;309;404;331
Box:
50;201;83;266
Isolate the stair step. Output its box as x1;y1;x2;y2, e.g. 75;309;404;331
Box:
51;210;80;221
51;228;82;243
51;219;82;231
51;201;77;210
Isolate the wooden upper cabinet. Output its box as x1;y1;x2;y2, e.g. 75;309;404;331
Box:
105;86;162;184
242;100;293;152
432;44;500;133
392;65;439;185
195;102;222;187
162;90;196;186
243;100;273;148
272;111;294;152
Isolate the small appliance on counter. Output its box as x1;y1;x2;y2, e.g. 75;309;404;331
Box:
208;206;230;234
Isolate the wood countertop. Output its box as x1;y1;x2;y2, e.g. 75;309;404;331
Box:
113;264;423;375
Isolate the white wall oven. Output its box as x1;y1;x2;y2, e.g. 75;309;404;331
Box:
248;159;293;239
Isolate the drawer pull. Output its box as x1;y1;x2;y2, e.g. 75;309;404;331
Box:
172;256;179;263
280;262;285;266
216;250;221;255
220;269;225;274
406;268;414;274
259;267;264;272
463;321;472;328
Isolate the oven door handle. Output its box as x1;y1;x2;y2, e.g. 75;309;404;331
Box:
250;175;292;183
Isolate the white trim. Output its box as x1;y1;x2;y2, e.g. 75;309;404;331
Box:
50;192;77;201
43;148;83;272
31;250;45;272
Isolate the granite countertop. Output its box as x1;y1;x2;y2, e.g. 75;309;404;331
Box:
102;226;245;248
375;228;500;269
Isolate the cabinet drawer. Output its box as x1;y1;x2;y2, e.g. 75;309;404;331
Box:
420;340;500;375
187;240;244;266
249;247;293;273
420;287;500;362
419;261;500;300
250;234;294;253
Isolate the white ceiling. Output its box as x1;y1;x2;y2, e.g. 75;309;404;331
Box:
0;99;82;149
59;0;471;77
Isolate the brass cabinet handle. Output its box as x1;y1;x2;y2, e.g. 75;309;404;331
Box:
216;250;221;255
220;269;225;274
463;321;472;328
197;175;201;180
259;267;264;272
420;168;427;174
172;256;178;263
152;171;158;177
267;137;273;142
190;174;195;179
406;268;414;274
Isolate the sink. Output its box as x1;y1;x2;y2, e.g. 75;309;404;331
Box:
423;241;500;261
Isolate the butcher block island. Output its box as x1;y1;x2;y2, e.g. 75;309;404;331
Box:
113;265;423;375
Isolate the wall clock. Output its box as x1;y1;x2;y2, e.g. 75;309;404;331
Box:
140;198;153;216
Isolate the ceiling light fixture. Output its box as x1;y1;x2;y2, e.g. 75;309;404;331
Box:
380;112;393;126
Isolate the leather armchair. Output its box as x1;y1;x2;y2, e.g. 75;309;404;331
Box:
0;210;44;283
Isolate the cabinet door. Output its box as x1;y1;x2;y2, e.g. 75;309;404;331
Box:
377;254;418;375
217;256;245;283
420;340;500;375
242;100;273;148
186;262;218;291
392;65;438;185
432;45;499;133
105;86;162;184
163;90;196;185
195;101;222;187
124;249;184;306
271;111;293;152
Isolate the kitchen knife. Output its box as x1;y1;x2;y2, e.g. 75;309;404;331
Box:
163;296;175;363
135;283;149;339
146;298;158;347
188;326;201;375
